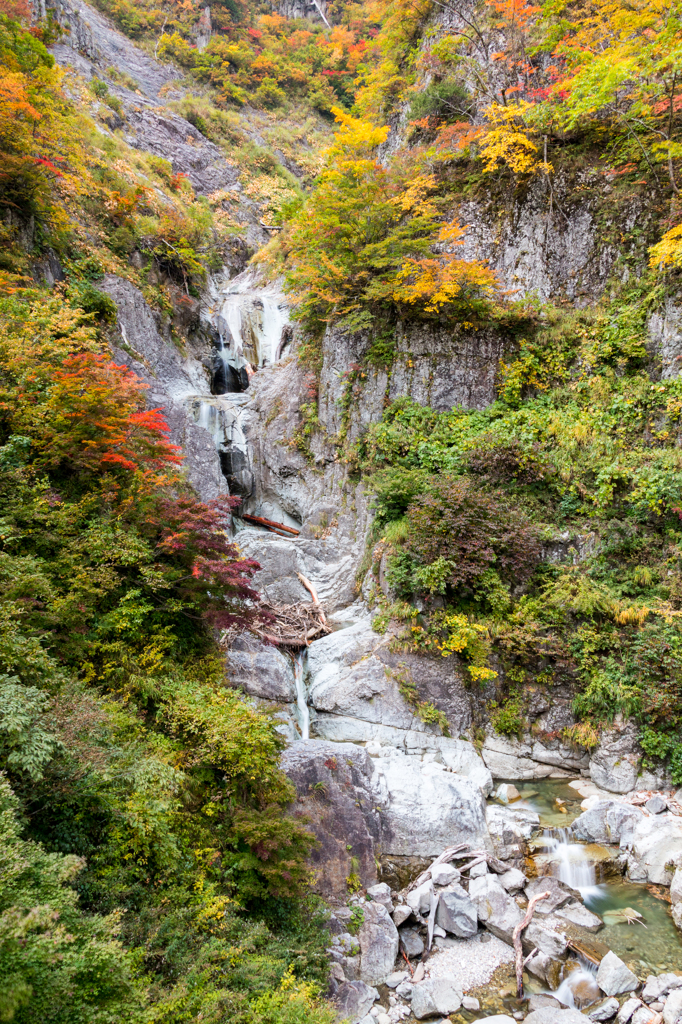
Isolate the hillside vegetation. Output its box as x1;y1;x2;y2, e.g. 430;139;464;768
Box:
2;0;682;1017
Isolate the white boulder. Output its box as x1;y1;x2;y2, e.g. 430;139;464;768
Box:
597;951;639;996
411;979;463;1019
664;991;682;1024
371;756;490;856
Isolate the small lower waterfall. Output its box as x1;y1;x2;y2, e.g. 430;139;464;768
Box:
294;650;309;740
554;960;600;1008
541;828;600;899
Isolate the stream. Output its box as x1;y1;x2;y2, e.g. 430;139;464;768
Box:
497;779;682;980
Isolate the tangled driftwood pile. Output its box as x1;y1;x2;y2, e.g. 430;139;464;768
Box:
221;573;331;649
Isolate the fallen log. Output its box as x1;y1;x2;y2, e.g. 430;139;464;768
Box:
241;513;300;536
297;572;327;625
405;844;469;894
513;890;550;998
456;850;509;874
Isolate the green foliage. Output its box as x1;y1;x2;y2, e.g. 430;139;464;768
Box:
0;774;144;1024
489;693;526;738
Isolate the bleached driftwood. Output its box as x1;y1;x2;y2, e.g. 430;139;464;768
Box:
513;890;550;998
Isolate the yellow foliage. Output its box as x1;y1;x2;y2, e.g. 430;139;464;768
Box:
479;101;552;176
649;223;682;268
394;215;497;312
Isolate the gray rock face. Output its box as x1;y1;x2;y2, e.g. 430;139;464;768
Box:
411;978;463;1019
96;275;227;500
357;901;399;985
589;720;641;793
436;885;478;938
225;637;296;702
481;731;587;780
318;320;510;441
333;980;379;1024
280;740;381;895
597;951;639;996
469;874;522;943
372;757;490;857
306;617;480;746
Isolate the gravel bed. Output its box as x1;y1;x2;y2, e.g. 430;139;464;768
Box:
426;934;515;991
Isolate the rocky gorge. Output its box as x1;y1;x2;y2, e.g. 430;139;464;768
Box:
5;0;682;1017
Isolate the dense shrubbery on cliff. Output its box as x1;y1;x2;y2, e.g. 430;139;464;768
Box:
0;11;336;1023
267;0;682;781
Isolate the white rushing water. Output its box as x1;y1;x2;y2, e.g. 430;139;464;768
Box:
554;961;600;1009
294;651;309;740
541;828;600;899
213;272;289;372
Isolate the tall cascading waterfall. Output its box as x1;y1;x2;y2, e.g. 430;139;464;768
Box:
186;394;254;496
185;269;290;495
209;271;290;391
293;650;310;740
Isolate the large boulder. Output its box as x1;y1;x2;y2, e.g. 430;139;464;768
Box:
628;816;682;885
371;755;490;857
589;719;640;793
664;990;682;1024
469;874;523;943
225;637;296;702
333;980;379;1024
411;979;463;1019
572;801;643;845
436;885;479;938
596;951;639;996
280;740;380;895
358;901;400;985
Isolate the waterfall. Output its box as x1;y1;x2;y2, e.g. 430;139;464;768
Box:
554;959;600;1009
216;282;289;370
294;650;309;740
541;828;599;898
310;0;330;27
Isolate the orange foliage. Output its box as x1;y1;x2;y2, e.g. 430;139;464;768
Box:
38;353;182;478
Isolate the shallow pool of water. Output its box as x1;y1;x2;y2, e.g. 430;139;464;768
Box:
585;881;682;975
489;778;682;980
493;777;585;828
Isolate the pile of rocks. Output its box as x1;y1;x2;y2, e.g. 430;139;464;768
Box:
328;839;619;1024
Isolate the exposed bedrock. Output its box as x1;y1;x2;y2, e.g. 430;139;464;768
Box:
281;738;491;895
